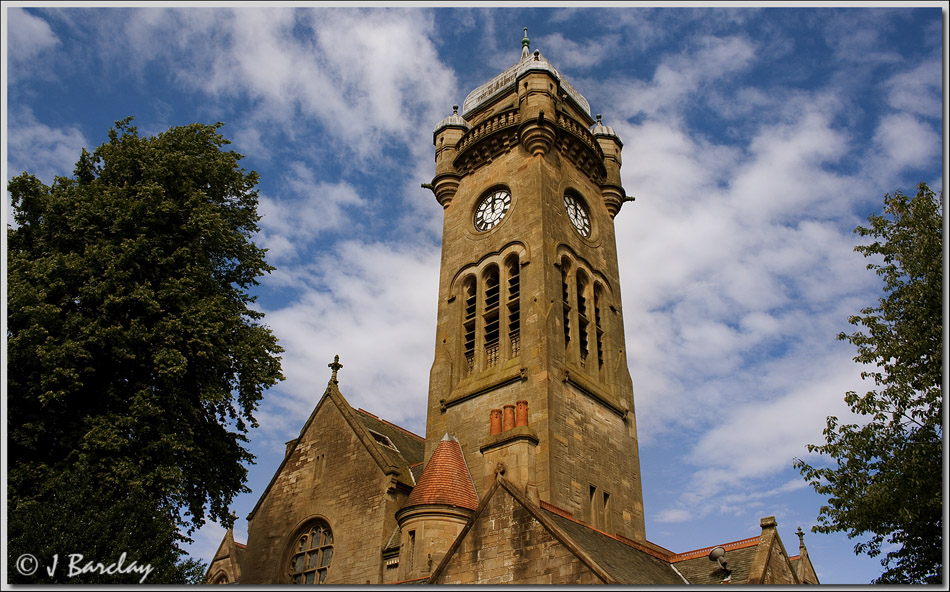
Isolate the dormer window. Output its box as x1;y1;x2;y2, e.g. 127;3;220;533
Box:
369;429;398;451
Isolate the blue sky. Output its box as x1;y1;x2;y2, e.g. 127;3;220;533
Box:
4;3;944;585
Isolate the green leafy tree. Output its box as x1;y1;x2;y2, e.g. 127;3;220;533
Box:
795;182;943;584
7;118;283;583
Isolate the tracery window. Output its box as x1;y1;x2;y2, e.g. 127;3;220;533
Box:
289;521;333;584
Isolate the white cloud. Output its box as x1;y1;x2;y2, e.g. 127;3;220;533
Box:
536;31;622;71
652;357;875;522
255;239;439;447
6;107;88;185
884;58;942;117
865;113;941;184
257;168;365;263
612;35;756;118
7;8;60;67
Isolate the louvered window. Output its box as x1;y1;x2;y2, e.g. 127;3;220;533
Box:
483;266;500;367
506;255;521;357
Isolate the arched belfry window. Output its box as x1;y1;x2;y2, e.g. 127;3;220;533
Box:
505;254;521;357
288;520;334;584
561;256;573;349
483;265;501;367
576;270;591;368
455;247;525;377
594;282;606;373
559;250;610;383
462;276;477;372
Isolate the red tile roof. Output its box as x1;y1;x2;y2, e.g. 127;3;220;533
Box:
403;435;478;510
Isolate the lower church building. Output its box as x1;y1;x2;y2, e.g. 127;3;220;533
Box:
206;31;821;585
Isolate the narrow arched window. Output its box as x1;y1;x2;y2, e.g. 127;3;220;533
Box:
505;255;521;357
483;265;500;367
561;257;572;349
576;270;591;368
289;520;333;584
461;276;477;372
594;283;606;372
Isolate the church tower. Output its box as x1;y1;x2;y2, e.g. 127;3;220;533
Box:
424;30;645;541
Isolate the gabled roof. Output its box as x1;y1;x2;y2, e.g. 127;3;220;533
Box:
671;537;761;585
203;527;246;583
403;434;478;510
355;408;425;473
429;474;686;585
542;507;687;585
247;380;423;521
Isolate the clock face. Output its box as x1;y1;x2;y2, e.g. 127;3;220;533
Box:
564;193;591;238
474;189;511;231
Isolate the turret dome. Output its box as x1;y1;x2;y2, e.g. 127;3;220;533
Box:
433;105;471;135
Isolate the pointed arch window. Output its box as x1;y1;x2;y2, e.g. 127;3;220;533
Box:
288;520;333;584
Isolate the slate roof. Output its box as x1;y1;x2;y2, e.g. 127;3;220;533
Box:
355;408;425;475
671;537;761;585
540;505;686;585
403;435;478;510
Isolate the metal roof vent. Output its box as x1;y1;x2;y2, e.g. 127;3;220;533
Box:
708;546;731;572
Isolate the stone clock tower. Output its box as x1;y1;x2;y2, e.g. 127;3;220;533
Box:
206;31;822;586
424;31;645;541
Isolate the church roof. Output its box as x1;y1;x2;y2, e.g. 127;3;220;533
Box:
403;434;478;510
428;475;686;585
355;408;425;475
669;536;761;585
541;509;687;585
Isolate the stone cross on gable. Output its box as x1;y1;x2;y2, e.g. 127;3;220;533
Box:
328;355;343;385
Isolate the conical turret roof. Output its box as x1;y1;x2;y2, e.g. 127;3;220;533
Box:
403;434;478;510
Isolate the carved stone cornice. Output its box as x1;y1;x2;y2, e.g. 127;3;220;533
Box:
453;108;607;182
453;109;521;176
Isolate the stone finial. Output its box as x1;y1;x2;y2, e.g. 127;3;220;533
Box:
521;27;530;58
797;526;805;547
328;355;343;385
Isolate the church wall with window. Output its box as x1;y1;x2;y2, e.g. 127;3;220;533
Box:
238;392;410;584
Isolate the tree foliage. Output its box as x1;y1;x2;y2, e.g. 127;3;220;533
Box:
795;182;943;584
7;118;283;582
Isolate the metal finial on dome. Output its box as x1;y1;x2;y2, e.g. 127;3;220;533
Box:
591;114;619;140
522;27;530;58
328;355;343;385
